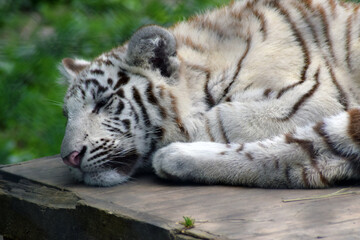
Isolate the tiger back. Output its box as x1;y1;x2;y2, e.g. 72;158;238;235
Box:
60;0;360;188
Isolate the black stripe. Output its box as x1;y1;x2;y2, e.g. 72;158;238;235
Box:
346;14;353;71
301;168;310;188
91;89;96;100
85;78;108;96
145;126;164;158
145;81;167;118
217;108;230;144
313;122;346;156
279;68;320;121
203;69;214;108
221;37;251;101
104;98;114;110
314;121;360;174
128;101;139;124
325;61;348;110
169;92;189;139
181;36;206;52
102;122;123;133
85;79;100;89
90;69;104;75
103;59;114;66
251;6;268;40
205;117;215;142
116;88;125;98
316;5;337;63
77;85;86;100
285;133;329;186
284;163;292;188
349;109;360;145
87;150;110;162
231;1;267;40
90;145;104;154
292;1;321;48
263;88;272;98
121;120;131;132
236;144;244;152
107;151;139;175
270;1;311;99
115;101;124;115
114;71;130;90
328;0;337;17
185;63;214;108
93;98;109;114
246;152;254;161
107;78;113;87
110;52;120;60
195;16;228;39
132;87;151;125
285;133;317;159
244;83;253;91
293;1;348;110
274;159;279;169
104;119;121;126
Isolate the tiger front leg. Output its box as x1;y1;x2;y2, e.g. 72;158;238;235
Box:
151;140;299;187
152;142;236;183
152;109;360;188
152;140;307;187
151;139;329;188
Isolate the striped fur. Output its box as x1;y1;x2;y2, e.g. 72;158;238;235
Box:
60;0;360;187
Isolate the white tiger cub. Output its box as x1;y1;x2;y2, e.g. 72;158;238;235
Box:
60;0;360;188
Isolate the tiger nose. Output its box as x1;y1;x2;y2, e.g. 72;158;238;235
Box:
62;151;81;168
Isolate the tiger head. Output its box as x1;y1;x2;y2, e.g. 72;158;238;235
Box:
60;26;182;186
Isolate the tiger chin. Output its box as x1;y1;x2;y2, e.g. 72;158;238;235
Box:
60;0;360;188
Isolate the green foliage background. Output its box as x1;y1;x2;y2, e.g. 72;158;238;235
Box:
0;0;359;164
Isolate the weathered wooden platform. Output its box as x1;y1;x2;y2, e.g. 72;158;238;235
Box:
1;156;360;240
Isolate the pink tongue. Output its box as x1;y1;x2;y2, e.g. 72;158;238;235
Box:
63;151;81;168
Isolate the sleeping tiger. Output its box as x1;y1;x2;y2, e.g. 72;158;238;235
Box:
60;0;360;188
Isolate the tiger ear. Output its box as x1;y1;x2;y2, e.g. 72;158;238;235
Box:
126;25;178;78
60;58;90;80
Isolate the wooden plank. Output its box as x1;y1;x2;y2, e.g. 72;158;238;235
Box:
1;156;360;239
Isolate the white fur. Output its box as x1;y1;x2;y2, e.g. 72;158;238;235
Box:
61;0;360;188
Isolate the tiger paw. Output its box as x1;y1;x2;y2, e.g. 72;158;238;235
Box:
152;143;197;181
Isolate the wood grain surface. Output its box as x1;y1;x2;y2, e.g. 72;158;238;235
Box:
1;156;360;239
